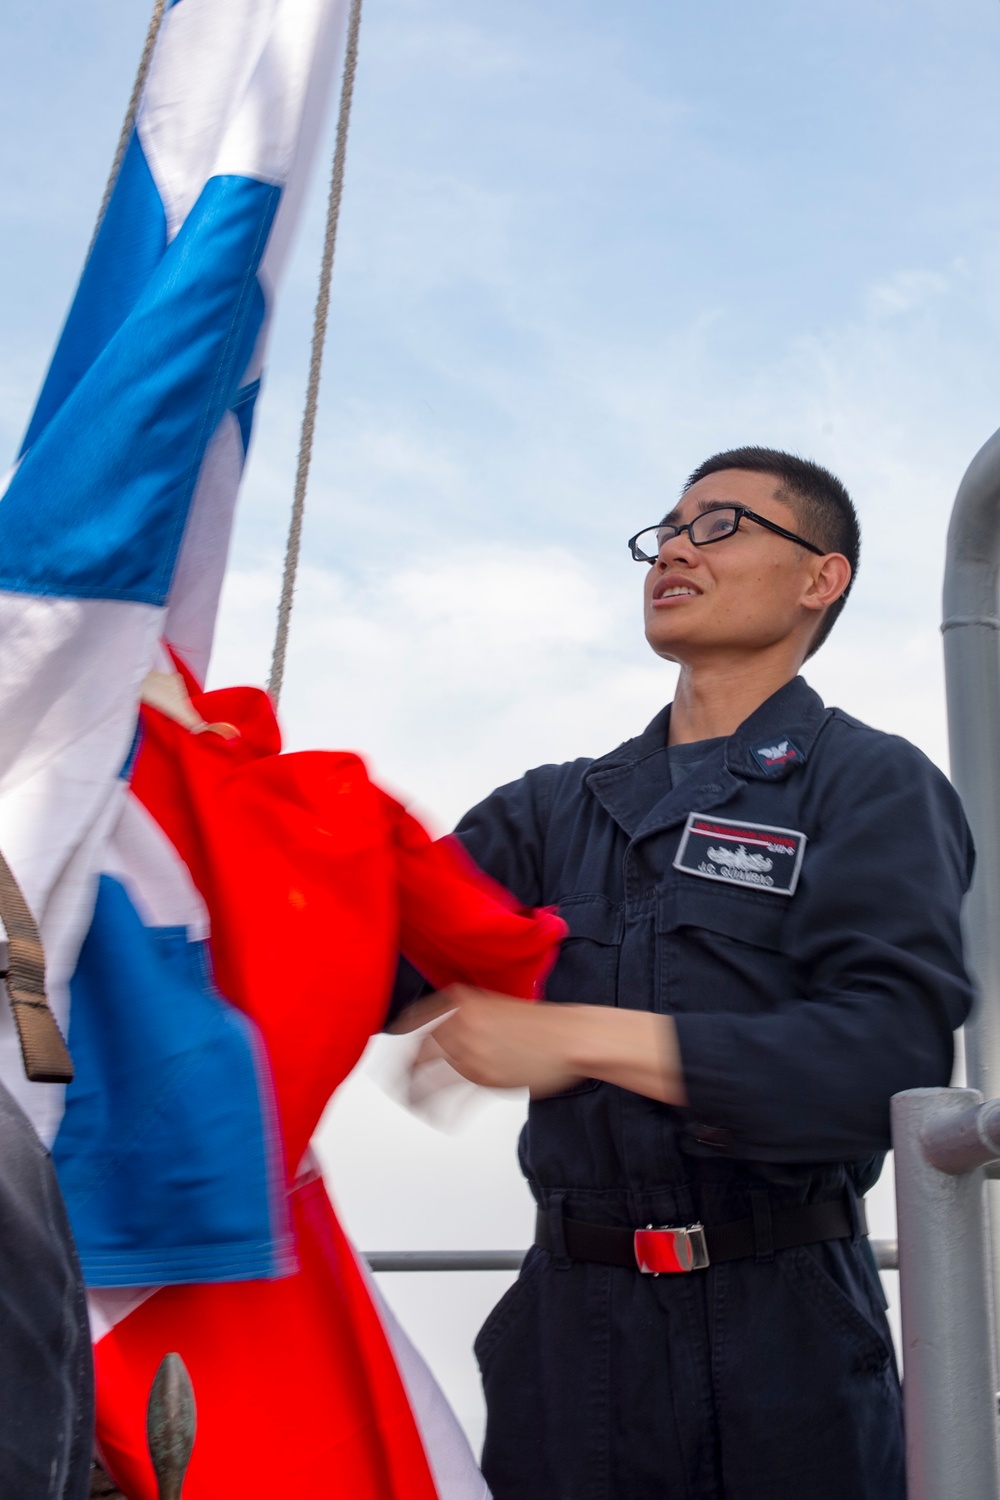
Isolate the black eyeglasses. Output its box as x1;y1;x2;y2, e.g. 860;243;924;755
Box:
628;506;824;563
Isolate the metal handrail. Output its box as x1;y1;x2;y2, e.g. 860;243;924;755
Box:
363;1240;899;1273
943;424;1000;1361
893;1088;1000;1499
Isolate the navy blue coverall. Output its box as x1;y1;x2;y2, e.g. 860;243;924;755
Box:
396;675;975;1500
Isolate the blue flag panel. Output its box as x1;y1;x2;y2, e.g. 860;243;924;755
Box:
53;876;292;1287
0;139;277;605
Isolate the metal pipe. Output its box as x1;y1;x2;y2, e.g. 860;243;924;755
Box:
943;423;1000;1103
943;426;1000;1353
923;1096;1000;1175
365;1250;525;1273
893;1088;1000;1500
873;1238;898;1271
363;1242;900;1272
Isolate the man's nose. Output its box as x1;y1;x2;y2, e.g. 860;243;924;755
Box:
658;530;697;566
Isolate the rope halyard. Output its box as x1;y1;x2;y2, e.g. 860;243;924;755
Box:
268;0;365;707
86;0;168;261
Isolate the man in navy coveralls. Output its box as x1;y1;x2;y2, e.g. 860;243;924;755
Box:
393;447;975;1500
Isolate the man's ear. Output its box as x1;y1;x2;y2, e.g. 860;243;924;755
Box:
801;553;852;614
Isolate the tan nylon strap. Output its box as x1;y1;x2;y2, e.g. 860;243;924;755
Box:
0;849;73;1084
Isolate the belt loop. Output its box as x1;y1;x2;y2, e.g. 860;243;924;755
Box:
749;1188;774;1263
846;1183;867;1240
547;1193;572;1271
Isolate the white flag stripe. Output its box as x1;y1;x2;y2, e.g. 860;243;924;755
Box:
165;410;245;682
139;0;348;275
0;770;129;1140
0;594;161;1136
102;794;210;940
0;596;160;807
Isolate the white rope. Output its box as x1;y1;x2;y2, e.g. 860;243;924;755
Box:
86;0;168;262
268;0;365;706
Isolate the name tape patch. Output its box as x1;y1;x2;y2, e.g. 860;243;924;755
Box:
674;813;807;897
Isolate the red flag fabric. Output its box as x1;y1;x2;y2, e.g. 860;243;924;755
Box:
93;669;564;1497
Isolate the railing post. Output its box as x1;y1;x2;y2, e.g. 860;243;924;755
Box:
893;1087;1000;1500
943;424;1000;1356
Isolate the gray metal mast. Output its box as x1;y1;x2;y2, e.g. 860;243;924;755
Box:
943;422;1000;1352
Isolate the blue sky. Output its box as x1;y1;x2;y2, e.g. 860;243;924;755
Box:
8;2;1000;814
5;0;1000;1446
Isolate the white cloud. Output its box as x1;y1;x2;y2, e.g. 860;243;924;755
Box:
868;268;952;319
209;546;673;828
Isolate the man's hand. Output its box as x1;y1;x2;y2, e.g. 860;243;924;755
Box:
411;986;687;1105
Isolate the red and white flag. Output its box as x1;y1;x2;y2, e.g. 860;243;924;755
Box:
87;665;562;1496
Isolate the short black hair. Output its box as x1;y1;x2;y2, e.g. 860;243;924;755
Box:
682;446;860;657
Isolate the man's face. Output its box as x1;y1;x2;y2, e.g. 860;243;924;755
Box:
643;469;823;666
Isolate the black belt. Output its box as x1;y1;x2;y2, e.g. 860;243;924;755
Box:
535;1195;865;1274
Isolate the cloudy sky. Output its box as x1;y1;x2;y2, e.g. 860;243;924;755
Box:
5;0;1000;1448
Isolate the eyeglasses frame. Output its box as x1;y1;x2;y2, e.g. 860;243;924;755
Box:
628;506;825;563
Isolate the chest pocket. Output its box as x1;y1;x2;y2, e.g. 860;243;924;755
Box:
657;881;794;1018
546;893;623;1008
540;894;623;1099
658;882;787;951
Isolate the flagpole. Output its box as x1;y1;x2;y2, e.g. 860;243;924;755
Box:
268;0;364;708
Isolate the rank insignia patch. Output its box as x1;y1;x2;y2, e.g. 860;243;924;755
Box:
674;813;807;897
750;737;803;775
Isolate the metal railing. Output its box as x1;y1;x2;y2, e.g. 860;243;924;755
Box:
893;1088;1000;1500
363;1241;900;1272
944;425;1000;1361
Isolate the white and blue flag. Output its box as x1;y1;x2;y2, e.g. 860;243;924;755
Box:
0;0;348;1283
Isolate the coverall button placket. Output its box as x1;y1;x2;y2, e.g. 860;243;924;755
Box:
623;843;653;913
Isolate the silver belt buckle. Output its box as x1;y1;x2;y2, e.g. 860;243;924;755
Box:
633;1222;710;1274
